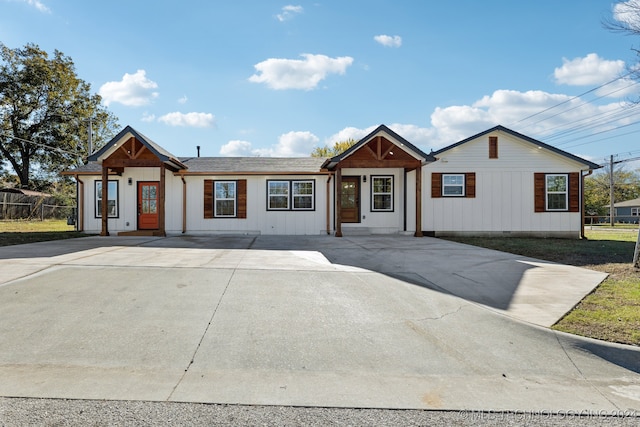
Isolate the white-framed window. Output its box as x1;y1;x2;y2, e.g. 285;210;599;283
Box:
267;180;315;211
267;180;290;210
546;174;568;211
442;174;465;196
292;180;314;210
214;181;236;217
371;176;393;211
632;207;639;216
95;180;119;218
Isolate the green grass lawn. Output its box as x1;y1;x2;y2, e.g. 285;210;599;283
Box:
443;229;640;346
0;220;86;246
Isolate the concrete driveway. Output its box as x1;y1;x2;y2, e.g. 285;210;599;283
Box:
0;235;638;412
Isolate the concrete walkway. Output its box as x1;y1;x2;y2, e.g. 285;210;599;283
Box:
0;235;638;412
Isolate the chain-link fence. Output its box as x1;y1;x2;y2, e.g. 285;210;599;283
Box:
0;192;74;221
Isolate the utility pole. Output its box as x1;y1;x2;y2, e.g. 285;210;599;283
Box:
87;117;93;157
609;154;615;227
634;229;640;269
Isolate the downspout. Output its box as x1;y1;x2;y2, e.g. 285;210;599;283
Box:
581;169;593;239
403;170;407;232
181;175;187;234
326;174;332;235
77;176;84;232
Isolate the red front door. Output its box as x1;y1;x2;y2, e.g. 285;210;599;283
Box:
138;181;159;229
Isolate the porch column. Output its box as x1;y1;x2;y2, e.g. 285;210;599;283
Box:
335;167;343;237
414;165;423;237
159;164;166;236
100;165;109;236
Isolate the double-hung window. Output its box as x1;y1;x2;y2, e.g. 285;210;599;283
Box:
371;176;393;211
546;174;568;211
631;208;639;216
95;180;119;218
293;181;314;210
267;180;315;210
442;174;465;196
214;181;236;217
268;181;290;210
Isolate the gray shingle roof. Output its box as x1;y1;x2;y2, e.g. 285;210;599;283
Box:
65;156;329;175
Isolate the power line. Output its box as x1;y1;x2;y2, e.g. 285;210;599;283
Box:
0;132;83;156
509;69;636;129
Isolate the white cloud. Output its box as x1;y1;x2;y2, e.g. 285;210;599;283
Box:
249;54;354;90
157;112;215;127
276;5;303;21
178;95;188;104
613;0;640;31
220;131;320;157
374;34;402;48
11;0;50;13
141;112;156;122
99;70;159;107
554;53;626;86
220;140;255;156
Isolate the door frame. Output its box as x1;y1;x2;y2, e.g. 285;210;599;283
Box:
340;175;361;224
137;181;160;230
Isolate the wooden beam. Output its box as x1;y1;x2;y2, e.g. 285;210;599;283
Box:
159;164;166;236
100;165;109;236
181;175;187;234
381;143;394;160
414;165;423;237
133;145;148;159
335;167;342;237
376;136;381;160
326;175;332;235
364;143;378;160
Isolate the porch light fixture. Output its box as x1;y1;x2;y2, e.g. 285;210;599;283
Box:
128;177;132;186
363;175;367;183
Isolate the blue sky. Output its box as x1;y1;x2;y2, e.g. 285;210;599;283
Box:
2;0;640;169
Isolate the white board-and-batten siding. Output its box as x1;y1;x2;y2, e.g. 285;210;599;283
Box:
422;131;586;237
184;174;331;235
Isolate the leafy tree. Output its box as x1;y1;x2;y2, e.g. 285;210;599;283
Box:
311;139;357;157
0;43;118;189
584;165;640;216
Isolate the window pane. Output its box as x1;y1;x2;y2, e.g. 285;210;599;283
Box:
216;200;235;216
293;181;313;195
149;185;156;199
547;175;567;192
216;182;235;198
270;195;289;209
443;175;463;185
374;195;391;210
142;200;150;214
293;196;312;209
269;182;289;195
142;186;149;199
443;185;463;195
547;193;566;210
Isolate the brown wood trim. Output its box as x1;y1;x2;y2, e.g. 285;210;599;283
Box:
181;176;187;233
335;168;342;237
326;175;332;234
414;166;423;237
77;177;84;232
132;145;147;159
534;173;545;212
159;165;166;236
465;173;476;198
489;136;498;159
175;171;330;176
100;166;109;236
431;173;442;198
569;172;579;212
237;179;247;218
204;180;214;218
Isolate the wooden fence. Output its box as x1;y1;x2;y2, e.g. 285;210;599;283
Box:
0;192;73;220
